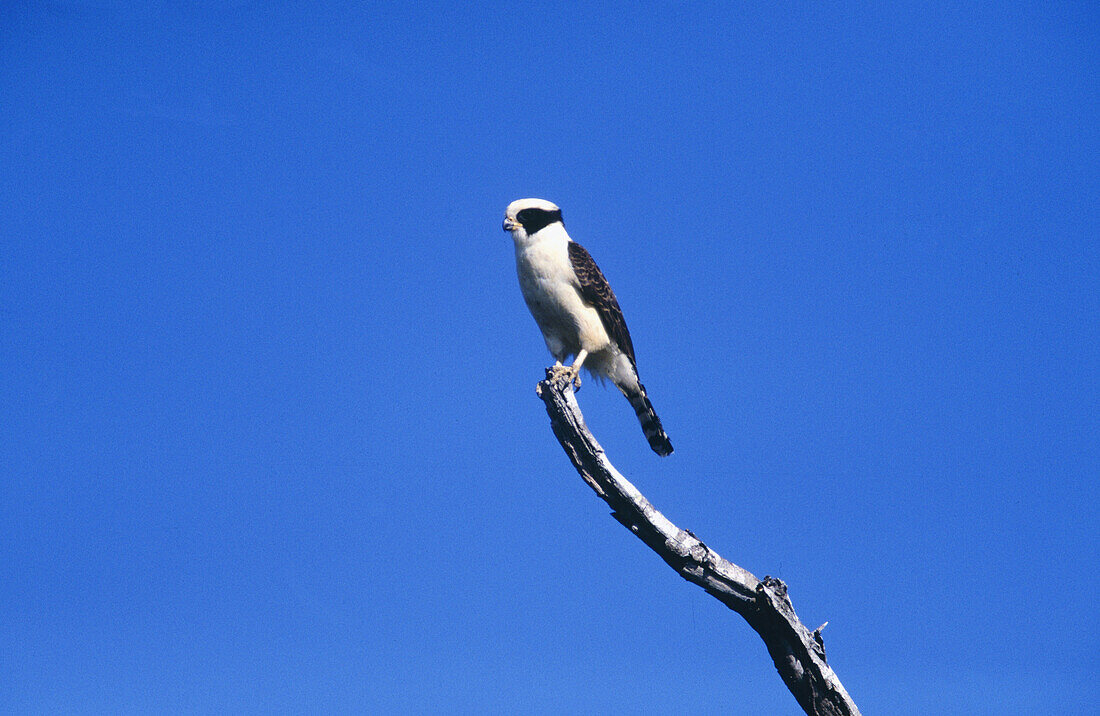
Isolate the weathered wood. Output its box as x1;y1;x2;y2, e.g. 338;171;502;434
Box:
536;370;861;716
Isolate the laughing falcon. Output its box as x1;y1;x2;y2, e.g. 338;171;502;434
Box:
503;198;673;456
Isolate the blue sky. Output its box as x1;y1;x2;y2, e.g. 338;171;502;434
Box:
2;2;1097;713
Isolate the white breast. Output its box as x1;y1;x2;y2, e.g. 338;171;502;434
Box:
513;225;611;363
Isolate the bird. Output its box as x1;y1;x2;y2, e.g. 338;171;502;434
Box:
503;198;673;456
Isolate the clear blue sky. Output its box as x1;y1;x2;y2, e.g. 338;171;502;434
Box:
2;2;1097;713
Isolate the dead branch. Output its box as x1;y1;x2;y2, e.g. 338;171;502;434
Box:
536;371;861;716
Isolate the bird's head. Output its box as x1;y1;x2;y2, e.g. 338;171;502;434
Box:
503;198;563;238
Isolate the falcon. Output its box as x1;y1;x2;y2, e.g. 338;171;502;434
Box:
503;198;673;456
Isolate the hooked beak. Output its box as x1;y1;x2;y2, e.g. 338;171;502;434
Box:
503;216;519;232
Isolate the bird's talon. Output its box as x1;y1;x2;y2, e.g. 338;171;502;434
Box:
547;364;582;392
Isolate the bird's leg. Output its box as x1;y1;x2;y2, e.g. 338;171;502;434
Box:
565;349;587;391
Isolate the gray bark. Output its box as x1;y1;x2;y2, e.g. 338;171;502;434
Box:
536;371;861;716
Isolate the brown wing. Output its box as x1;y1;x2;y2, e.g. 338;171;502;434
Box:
568;240;637;368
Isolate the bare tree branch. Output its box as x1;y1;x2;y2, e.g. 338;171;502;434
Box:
536;371;861;716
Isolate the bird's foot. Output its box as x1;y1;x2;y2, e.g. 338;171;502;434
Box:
548;364;582;392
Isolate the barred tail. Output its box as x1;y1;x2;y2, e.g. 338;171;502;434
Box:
624;382;673;457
